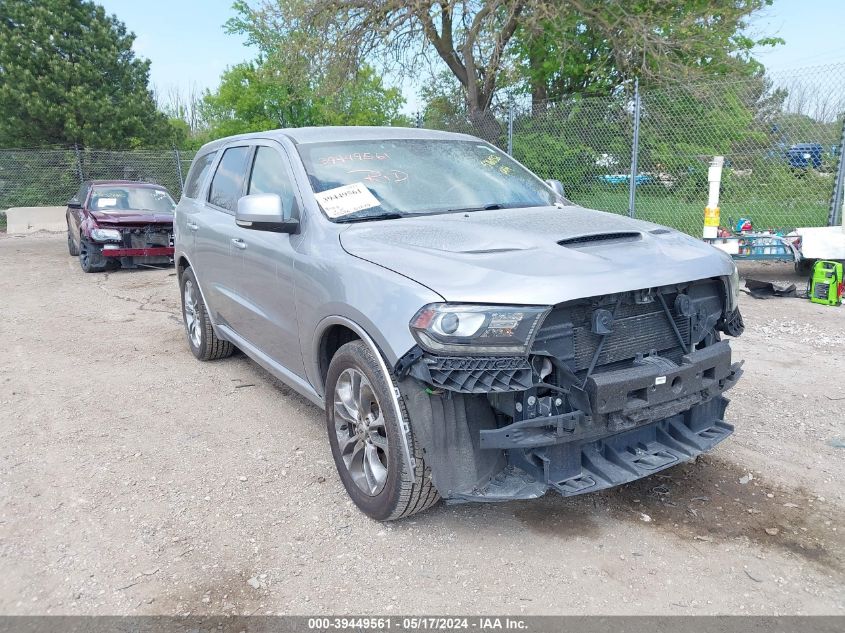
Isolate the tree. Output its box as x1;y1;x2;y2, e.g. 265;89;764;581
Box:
156;83;204;135
0;0;172;148
227;1;780;139
228;0;527;138
514;1;783;108
198;60;406;143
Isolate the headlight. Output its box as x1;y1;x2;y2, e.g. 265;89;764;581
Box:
90;228;122;242
409;304;550;355
724;264;740;313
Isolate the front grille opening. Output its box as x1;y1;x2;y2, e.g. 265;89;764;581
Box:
531;284;702;379
572;308;689;372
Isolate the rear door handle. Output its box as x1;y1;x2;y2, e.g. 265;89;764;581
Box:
186;222;199;231
231;238;247;250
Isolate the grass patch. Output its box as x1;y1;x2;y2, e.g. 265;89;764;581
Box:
572;189;829;235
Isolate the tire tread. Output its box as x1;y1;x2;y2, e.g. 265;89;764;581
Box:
181;267;234;361
351;341;440;521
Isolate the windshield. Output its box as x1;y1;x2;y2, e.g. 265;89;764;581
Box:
297;139;562;222
89;185;176;214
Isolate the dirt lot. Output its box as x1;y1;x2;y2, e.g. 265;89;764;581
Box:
0;232;843;615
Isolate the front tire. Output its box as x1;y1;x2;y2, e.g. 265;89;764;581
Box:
79;239;106;273
179;267;234;361
325;340;439;521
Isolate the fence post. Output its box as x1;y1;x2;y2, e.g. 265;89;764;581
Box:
627;78;641;218
173;147;185;193
73;144;84;184
827;116;845;227
507;97;514;156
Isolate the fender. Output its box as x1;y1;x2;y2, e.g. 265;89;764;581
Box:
314;315;417;483
176;252;222;333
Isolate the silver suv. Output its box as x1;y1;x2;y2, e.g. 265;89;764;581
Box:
175;127;744;521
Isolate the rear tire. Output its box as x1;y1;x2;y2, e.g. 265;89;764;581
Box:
67;224;79;256
179;266;233;361
325;340;439;521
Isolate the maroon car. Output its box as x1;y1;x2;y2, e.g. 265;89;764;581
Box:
66;180;176;272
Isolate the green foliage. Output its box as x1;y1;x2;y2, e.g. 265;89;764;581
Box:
512;0;781;104
0;0;173;148
322;66;408;127
0;148;81;208
167;118;193;151
198;60;407;143
510;97;633;206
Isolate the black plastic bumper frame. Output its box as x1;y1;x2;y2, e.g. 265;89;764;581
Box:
447;396;733;503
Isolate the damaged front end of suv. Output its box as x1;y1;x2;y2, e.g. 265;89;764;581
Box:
395;277;744;503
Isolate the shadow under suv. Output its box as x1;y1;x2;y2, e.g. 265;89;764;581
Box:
174;127;744;521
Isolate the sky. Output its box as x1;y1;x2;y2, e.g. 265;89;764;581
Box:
99;0;845;113
98;0;255;99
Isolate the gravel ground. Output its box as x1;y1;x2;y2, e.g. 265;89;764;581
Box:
0;233;843;616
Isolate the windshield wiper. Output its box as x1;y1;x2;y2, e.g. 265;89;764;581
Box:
334;212;404;224
440;204;504;214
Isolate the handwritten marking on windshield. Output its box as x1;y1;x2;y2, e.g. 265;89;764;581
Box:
320;152;390;165
480;153;513;176
347;169;408;184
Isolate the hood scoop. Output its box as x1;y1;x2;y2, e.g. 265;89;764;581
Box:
558;232;642;248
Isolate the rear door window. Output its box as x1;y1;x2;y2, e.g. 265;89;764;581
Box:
183;152;216;199
207;146;250;212
247;146;296;214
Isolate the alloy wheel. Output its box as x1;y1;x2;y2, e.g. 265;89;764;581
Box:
333;367;389;496
183;279;202;348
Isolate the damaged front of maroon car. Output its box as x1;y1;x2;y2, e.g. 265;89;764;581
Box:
66;181;176;273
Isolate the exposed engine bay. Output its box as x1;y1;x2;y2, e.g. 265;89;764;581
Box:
397;278;744;502
99;224;174;268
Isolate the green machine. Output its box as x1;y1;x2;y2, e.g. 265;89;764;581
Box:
809;260;844;306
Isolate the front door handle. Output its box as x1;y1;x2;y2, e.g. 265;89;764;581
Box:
231;238;247;250
186;222;199;231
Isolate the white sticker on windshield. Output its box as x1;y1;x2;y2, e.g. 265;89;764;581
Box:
95;197;117;208
314;182;380;218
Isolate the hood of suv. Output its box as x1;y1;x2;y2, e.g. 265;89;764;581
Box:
87;209;174;226
339;205;734;305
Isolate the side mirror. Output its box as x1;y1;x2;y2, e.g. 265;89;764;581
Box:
67;200;82;209
236;193;298;234
545;179;565;197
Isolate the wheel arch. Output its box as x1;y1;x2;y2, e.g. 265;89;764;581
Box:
318;324;361;391
314;315;417;484
176;254;191;278
175;254;224;340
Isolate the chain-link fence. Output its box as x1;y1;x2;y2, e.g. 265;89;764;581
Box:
3;63;845;236
0;147;196;210
428;63;845;235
